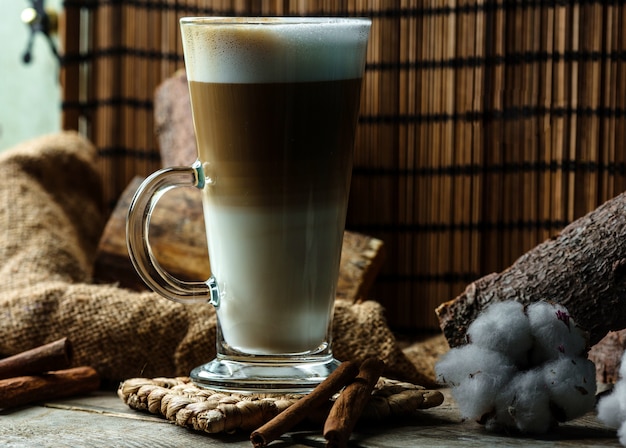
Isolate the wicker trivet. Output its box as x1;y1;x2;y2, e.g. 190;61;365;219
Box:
118;376;444;434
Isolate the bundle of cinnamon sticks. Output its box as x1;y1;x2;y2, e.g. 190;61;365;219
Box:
251;357;386;448
0;338;100;410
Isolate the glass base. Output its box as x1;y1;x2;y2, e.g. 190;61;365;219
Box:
190;356;341;394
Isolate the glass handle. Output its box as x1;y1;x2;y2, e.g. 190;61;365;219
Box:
126;161;220;307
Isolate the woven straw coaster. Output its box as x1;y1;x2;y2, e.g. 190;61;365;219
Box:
118;376;444;434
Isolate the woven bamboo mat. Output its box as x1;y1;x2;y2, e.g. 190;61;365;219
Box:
61;1;626;332
118;376;444;434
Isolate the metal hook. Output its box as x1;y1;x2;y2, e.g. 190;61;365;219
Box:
21;0;60;64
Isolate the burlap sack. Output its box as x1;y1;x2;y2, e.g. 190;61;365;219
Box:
0;132;430;386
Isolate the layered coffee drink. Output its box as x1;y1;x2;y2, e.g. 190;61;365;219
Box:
127;17;370;391
182;18;369;355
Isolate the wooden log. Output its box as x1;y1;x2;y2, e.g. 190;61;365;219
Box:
94;177;209;287
154;69;197;167
435;190;626;349
93;176;384;302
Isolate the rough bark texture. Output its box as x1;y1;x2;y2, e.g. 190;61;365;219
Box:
93;177;209;287
588;330;626;384
154;69;197;167
436;191;626;349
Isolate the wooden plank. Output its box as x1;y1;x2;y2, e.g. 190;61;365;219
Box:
0;390;618;447
0;392;253;447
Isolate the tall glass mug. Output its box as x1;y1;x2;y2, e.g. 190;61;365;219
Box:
126;17;371;393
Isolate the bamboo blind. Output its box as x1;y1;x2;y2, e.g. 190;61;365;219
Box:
61;0;626;331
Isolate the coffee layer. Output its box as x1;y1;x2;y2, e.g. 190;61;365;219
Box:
190;79;362;209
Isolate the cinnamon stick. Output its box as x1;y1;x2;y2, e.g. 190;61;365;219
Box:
0;366;100;410
250;360;359;448
0;338;72;380
323;357;386;448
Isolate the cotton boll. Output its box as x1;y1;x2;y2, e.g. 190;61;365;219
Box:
491;368;554;434
452;365;516;421
435;345;517;421
598;378;626;430
597;350;626;447
527;301;587;364
437;299;597;436
435;344;516;387
434;346;469;387
596;350;626;448
598;388;624;428
618;420;626;447
466;301;533;366
543;356;596;421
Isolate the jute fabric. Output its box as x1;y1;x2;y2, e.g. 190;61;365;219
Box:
0;132;429;385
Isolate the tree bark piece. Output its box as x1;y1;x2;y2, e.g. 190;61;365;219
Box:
336;232;385;302
94;177;209;287
588;330;626;384
94;177;384;302
154;69;197;167
436;191;626;349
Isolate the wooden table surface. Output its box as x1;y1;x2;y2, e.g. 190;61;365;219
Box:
0;388;619;447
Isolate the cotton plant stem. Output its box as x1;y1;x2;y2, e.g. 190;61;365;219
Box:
323;357;386;448
0;338;72;380
250;360;360;448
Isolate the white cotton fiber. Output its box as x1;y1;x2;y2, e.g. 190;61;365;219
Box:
466;300;533;366
593;346;626;446
490;368;554;434
598;388;624;428
619;421;626;446
436;344;516;387
527;301;587;364
436;345;517;420
598;360;626;447
543;356;596;420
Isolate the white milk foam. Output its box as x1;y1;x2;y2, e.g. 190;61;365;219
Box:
203;202;343;354
180;17;370;83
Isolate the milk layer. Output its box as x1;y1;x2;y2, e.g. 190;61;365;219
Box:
204;202;343;354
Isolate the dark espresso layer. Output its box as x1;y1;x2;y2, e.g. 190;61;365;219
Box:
189;79;362;208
